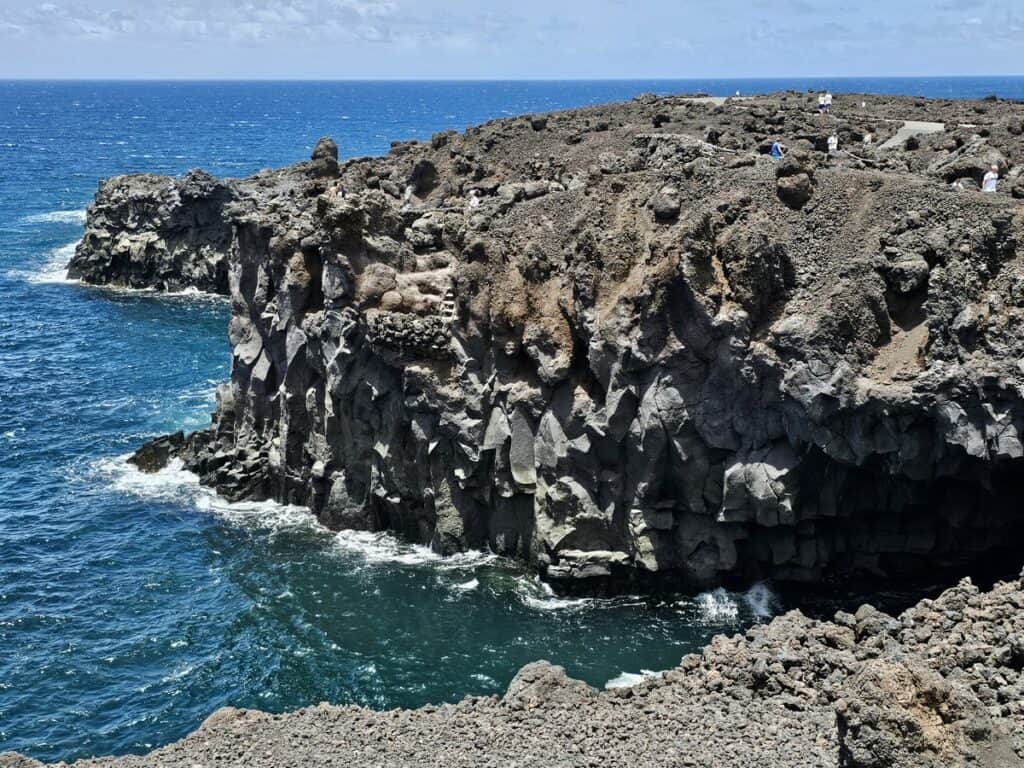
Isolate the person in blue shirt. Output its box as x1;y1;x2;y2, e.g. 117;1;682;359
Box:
770;140;787;160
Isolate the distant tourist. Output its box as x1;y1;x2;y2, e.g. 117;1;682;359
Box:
402;184;414;211
982;165;1000;193
827;135;839;155
818;94;827;114
824;92;833;114
862;133;873;147
338;183;347;199
468;189;481;209
770;140;787;160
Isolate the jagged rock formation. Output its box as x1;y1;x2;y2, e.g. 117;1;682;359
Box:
73;92;1024;591
6;575;1023;766
68;171;234;293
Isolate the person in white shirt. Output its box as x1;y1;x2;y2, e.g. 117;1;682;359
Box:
824;92;833;114
818;94;826;114
468;189;481;209
982;165;1000;193
827;135;839;154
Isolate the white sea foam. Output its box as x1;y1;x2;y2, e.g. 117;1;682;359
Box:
93;455;509;584
160;663;196;684
83;281;228;303
23;209;87;225
27;242;78;284
513;576;597;612
604;669;664;690
693;583;780;624
92;455;316;534
743;582;780;619
334;530;442;566
697;588;740;622
333;529;497;571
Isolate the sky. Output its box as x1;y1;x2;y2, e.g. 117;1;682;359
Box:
0;0;1021;80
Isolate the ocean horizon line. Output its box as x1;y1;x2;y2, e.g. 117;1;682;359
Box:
2;74;1023;84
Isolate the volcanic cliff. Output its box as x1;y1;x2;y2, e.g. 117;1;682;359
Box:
67;91;1024;593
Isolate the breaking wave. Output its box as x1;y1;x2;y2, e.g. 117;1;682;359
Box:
604;669;664;689
26;242;78;284
90;455;317;534
334;529;498;570
23;209;87;225
693;582;780;624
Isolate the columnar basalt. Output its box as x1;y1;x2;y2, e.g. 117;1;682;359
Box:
70;92;1024;591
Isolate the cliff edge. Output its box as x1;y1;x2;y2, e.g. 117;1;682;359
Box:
69;91;1024;591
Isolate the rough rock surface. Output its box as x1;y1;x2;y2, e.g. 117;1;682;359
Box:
69;92;1024;592
5;575;1023;767
68;170;234;292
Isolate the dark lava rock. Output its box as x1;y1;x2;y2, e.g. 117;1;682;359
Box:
777;172;814;208
128;431;185;473
651;186;681;220
67;91;1024;597
311;136;339;162
309;137;339;178
408;158;438;195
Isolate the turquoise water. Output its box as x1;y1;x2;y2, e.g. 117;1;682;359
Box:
2;78;1023;763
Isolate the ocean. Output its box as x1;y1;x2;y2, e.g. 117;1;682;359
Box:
2;77;1023;763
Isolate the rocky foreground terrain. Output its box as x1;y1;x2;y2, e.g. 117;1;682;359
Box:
67;90;1024;593
4;575;1023;767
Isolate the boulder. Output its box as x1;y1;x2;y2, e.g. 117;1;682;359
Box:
836;657;995;768
310;137;339;177
409;159;438;196
777;173;814;209
128;431;185;473
651;186;681;221
502;662;596;709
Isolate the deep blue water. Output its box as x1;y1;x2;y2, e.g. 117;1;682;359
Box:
2;78;1023;763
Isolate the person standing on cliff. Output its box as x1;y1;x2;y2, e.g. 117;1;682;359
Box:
818;93;827;115
982;165;1000;193
824;91;833;114
828;134;839;155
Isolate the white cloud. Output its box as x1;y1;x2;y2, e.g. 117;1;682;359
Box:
0;0;1022;76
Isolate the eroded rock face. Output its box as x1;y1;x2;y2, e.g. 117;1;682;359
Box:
86;92;1024;590
68;170;235;293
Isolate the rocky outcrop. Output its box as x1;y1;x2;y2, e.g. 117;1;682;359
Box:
74;92;1024;592
6;574;1023;767
68;170;236;293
